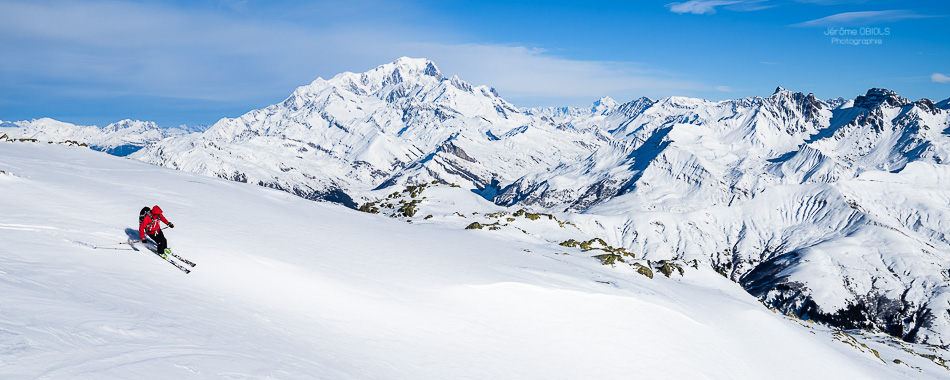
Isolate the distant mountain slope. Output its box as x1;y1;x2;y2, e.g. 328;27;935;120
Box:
0;118;203;156
131;57;606;207
498;87;947;212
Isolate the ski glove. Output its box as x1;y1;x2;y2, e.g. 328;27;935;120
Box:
141;238;147;243
169;223;174;228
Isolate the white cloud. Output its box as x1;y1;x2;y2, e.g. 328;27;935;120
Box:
791;0;869;4
397;43;704;106
0;0;329;101
0;0;707;108
715;86;733;92
933;73;950;84
793;10;936;27
665;0;743;15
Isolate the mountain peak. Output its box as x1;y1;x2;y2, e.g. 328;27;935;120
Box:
769;87;818;103
854;88;909;109
767;87;809;100
290;58;445;100
333;57;445;92
383;57;443;81
392;56;437;69
591;96;619;114
103;119;157;132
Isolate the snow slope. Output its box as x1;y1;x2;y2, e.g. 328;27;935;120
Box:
3;142;949;378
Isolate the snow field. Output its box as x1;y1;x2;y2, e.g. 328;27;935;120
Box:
0;143;946;379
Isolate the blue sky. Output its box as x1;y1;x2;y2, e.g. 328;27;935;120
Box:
0;0;947;127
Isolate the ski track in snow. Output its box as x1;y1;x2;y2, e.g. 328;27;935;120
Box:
1;143;949;378
0;224;60;232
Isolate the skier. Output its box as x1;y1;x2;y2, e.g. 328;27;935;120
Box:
139;205;175;258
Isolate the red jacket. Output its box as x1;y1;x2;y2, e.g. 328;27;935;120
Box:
139;206;170;239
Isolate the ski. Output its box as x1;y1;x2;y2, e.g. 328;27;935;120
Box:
136;241;194;272
151;249;190;274
168;250;196;267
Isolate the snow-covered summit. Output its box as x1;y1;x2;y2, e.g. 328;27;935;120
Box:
590;96;619;115
133;57;592;207
293;57;445;100
854;87;910;109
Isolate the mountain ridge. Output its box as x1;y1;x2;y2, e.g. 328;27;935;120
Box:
0;118;204;156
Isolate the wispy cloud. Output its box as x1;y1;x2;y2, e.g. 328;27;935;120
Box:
665;0;783;14
665;1;744;15
790;0;868;4
793;10;938;27
0;0;707;110
396;43;705;105
933;73;950;84
0;0;338;101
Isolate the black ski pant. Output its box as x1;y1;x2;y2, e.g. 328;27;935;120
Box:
148;230;168;253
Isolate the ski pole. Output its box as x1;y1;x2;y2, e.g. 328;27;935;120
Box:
92;241;139;249
94;241;138;246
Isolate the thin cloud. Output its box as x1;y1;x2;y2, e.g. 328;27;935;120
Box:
665;1;744;15
793;10;938;27
791;0;868;4
397;43;706;106
726;1;774;12
933;73;950;84
666;1;919;18
0;0;337;101
0;0;708;110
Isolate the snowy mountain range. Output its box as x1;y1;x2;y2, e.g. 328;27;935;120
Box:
5;57;950;348
0;118;204;156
